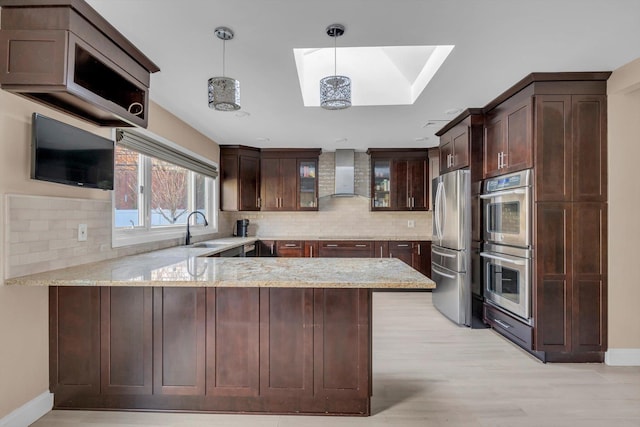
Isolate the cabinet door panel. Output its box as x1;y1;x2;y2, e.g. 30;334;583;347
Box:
101;287;152;395
261;158;281;210
505;99;533;173
573;95;607;202
153;288;206;396
408;159;428;210
220;153;239;211
393;160;409;209
483;114;503;178
534;203;571;353
50;287;100;394
439;139;452;173
535;95;572;201
413;241;431;278
260;288;313;396
239;155;260;210
314;289;370;398
207;288;260;396
280;158;298;210
572;203;607;351
452;126;470;169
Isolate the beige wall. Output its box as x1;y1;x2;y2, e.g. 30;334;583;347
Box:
607;58;640;350
0;91;221;419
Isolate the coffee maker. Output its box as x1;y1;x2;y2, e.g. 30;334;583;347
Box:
234;219;250;237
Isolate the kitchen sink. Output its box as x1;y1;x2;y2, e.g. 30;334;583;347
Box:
190;242;226;249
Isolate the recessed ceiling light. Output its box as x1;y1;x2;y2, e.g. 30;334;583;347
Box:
335;138;348;143
444;108;463;115
256;137;270;142
414;137;429;142
422;120;448;128
235;111;250;118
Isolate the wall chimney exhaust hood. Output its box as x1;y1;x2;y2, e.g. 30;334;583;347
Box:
334;149;355;196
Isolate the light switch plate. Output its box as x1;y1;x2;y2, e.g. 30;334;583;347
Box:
78;224;88;241
407;220;415;228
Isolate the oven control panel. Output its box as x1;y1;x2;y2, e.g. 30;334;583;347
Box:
484;169;531;193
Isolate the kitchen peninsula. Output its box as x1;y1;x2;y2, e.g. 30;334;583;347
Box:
7;244;434;416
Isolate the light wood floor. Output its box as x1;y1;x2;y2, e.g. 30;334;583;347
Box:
32;292;640;427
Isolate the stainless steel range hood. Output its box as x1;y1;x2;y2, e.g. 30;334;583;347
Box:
334;149;355;196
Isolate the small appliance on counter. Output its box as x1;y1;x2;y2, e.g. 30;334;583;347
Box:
234;219;250;237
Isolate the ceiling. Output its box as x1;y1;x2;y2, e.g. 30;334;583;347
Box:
87;0;640;152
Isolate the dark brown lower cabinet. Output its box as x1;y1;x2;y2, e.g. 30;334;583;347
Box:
50;286;371;415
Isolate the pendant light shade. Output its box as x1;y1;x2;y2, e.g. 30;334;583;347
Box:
320;24;351;110
208;27;240;111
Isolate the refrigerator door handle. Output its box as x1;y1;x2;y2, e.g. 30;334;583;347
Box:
434;181;442;240
440;181;447;240
432;248;456;258
432;265;457;279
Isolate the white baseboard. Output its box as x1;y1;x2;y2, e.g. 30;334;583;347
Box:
605;348;640;366
0;391;52;427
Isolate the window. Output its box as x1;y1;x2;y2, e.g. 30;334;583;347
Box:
112;129;217;247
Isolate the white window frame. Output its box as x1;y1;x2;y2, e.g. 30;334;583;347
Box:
112;129;218;248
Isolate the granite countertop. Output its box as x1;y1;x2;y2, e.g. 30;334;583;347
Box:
6;241;434;289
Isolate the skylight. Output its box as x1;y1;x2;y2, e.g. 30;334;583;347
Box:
293;45;454;107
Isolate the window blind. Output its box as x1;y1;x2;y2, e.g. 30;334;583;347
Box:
116;129;218;178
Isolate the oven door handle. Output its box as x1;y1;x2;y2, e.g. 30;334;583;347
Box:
479;188;527;199
480;252;526;266
432;248;456;258
431;265;457;279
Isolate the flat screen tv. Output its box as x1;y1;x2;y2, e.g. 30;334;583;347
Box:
31;113;114;190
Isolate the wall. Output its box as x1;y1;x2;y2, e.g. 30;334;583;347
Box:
606;57;640;364
0;90;225;419
224;151;433;239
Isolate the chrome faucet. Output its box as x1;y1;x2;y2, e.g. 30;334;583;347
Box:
185;211;208;245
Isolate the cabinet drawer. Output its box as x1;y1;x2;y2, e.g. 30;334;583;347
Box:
276;240;304;257
318;241;373;258
483;303;532;350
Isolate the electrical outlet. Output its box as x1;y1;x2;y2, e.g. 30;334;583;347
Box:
78;224;88;241
407;220;415;228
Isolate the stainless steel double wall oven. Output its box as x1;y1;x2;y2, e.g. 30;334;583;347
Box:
480;169;532;323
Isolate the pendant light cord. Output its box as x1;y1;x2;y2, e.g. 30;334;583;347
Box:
222;39;226;77
333;33;337;77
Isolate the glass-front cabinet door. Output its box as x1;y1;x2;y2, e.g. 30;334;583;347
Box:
372;159;391;209
298;160;318;209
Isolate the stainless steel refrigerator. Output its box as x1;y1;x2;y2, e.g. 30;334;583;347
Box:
431;169;471;326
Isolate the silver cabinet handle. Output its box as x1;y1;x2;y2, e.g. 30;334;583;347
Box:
257;197;261;208
355;244;368;247
310;246;314;257
270;243;274;255
497;152;502;169
379;246;383;258
397;244;410;247
480;252;526;266
502;151;507;168
417;244;421;255
493;318;511;329
284;243;297;247
326;244;338;247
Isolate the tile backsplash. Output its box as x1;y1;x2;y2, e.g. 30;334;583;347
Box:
5;194;229;279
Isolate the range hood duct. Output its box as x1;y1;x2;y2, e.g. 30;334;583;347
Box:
334;149;355;196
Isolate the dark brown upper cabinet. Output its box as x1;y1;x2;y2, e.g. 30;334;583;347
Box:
483;92;534;178
0;0;159;128
260;149;321;212
220;145;261;211
367;149;429;211
436;109;484;189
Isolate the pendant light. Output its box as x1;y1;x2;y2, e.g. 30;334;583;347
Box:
320;24;351;110
208;26;240;111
